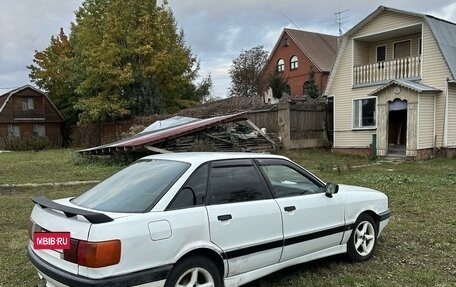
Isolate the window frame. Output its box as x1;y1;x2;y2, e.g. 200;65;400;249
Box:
255;158;325;196
8;125;20;137
418;38;422;55
166;163;209;211
290;55;298;70
376;45;387;62
393;39;412;59
352;97;377;130
206;159;273;206
21;97;34;110
277;59;285;72
33;124;45;137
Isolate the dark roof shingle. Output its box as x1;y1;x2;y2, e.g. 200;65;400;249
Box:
284;28;338;72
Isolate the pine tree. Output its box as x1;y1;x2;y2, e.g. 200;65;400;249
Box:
304;67;319;99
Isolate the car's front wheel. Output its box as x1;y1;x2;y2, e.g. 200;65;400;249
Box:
347;213;377;261
165;256;222;287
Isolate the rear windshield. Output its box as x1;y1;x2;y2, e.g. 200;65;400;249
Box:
72;159;190;213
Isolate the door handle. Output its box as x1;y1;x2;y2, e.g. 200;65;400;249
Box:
284;206;296;212
217;214;232;221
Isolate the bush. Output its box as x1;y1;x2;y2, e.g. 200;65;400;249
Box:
1;136;52;151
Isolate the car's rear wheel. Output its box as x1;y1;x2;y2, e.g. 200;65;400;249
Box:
347;213;377;261
165;256;222;287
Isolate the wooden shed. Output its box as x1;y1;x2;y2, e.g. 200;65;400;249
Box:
0;85;64;147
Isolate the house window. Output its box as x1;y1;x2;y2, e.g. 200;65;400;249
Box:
419;38;422;55
394;40;411;59
8;125;20;137
22;97;34;110
353;98;376;129
290;55;298;70
376;45;386;62
33;124;45;137
277;59;285;72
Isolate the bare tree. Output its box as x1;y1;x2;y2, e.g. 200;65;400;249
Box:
229;46;269;97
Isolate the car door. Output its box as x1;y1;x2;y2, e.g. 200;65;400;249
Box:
256;159;345;262
205;159;283;276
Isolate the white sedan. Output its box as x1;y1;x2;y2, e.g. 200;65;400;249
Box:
27;152;390;287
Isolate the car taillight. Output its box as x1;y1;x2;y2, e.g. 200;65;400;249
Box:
27;218;33;240
63;239;121;268
28;218;43;240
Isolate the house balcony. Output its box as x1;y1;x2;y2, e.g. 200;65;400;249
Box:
353;56;421;86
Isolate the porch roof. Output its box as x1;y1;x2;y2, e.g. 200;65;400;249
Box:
368;79;441;96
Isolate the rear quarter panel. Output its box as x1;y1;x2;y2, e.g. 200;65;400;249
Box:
84;206;220;279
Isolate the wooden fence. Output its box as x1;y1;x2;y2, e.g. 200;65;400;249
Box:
71;102;331;150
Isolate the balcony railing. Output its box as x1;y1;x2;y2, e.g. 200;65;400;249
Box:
353;56;421;85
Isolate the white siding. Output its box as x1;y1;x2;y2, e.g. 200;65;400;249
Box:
329;38;379;148
447;84;456;147
417;94;435;149
328;11;424;148
368;33;421;63
355;10;422;37
353;41;369;67
421;22;452;147
328;10;452;150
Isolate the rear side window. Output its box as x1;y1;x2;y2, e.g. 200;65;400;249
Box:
72;159;190;213
208;163;268;205
168;164;209;210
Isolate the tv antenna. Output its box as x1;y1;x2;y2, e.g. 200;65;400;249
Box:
279;10;301;30
335;9;349;36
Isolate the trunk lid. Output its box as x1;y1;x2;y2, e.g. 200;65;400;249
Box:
29;196;129;275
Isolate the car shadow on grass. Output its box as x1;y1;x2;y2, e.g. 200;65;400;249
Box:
243;254;348;287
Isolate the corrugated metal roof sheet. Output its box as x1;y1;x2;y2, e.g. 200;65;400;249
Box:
139;116;198;134
284;28;338;72
368;79;441;96
79;113;248;153
426;16;456;79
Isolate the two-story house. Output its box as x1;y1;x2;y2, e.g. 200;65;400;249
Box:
263;28;338;103
324;6;456;159
0;85;64;147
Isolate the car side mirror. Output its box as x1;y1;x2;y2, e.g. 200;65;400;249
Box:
325;183;339;198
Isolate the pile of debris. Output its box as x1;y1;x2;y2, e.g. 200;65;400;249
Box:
79;113;278;156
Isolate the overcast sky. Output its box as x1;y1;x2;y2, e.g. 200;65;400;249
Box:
1;0;455;98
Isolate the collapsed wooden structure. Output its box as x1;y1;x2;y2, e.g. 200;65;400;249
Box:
78;113;277;155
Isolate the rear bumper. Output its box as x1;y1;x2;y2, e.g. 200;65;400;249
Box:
27;245;172;287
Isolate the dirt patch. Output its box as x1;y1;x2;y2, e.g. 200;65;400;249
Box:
0;180;100;188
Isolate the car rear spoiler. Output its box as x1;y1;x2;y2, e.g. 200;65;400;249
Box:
32;196;113;224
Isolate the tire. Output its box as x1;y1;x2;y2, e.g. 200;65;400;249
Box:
347;213;378;261
165;256;222;287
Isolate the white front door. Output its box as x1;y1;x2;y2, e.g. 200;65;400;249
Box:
256;159;345;262
275;193;345;261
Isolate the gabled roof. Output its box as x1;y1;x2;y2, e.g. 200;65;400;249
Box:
368;79;441;96
343;6;424;37
325;6;456;95
0;84;64;120
426;16;456;79
349;6;456;79
269;28;338;72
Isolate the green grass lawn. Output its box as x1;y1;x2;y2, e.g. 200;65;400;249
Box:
0;149;455;286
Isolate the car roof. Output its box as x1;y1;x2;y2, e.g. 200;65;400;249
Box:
142;152;288;165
